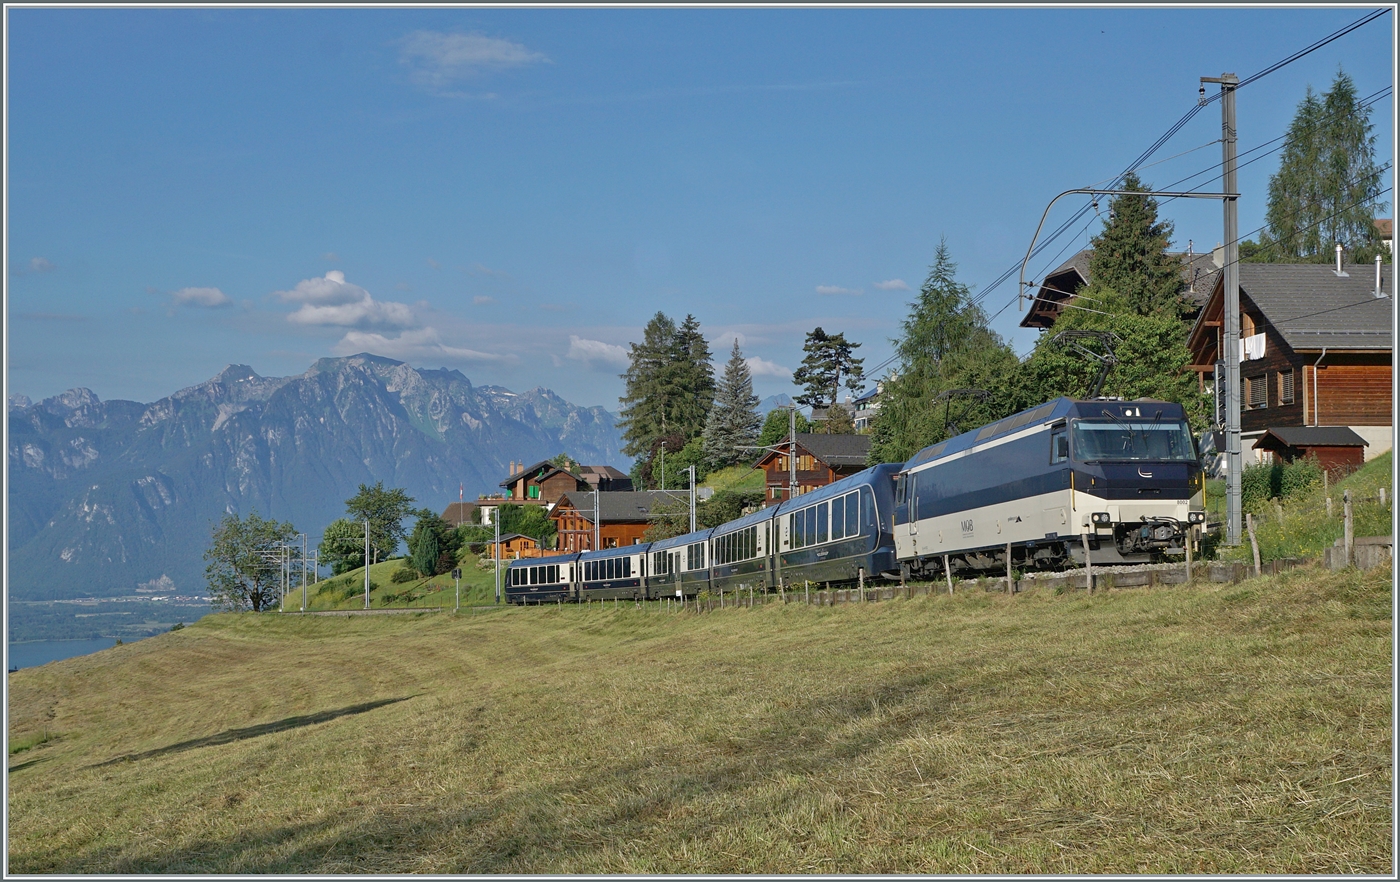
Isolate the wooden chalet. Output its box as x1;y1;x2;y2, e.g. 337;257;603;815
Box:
1186;261;1393;461
550;490;688;552
498;460;633;507
487;533;543;560
753;433;871;505
1020;247;1223;330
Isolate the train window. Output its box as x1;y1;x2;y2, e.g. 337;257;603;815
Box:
816;502;829;544
623;558;631;578
895;474;906;505
846;490;859;536
1051;427;1068;463
831;496;845;541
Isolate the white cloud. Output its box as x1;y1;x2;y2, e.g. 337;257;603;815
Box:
816;285;863;296
30;257;57;273
399;31;548;90
873;279;910;291
472;295;496;305
567;335;630;368
334;327;509;364
275;271;417;329
745;356;791;378
172;286;232;308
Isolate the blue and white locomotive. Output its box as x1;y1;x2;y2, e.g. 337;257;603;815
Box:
893;397;1204;578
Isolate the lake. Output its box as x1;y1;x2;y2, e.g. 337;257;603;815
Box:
7;637;124;671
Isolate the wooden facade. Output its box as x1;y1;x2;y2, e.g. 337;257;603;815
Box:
550;491;678;552
1186;262;1393;460
488;533;543;560
753;433;871;505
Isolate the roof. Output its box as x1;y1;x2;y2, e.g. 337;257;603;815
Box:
499;459;556;488
440;502;478;522
1253;426;1369;450
1376;218;1393;239
1020;248;1223;329
795;432;871;467
1237;263;1393;351
552;490;689;524
494;533;540;545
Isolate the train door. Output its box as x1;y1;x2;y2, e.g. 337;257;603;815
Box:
903;471;919;556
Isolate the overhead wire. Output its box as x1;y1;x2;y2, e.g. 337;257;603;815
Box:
966;7;1391;312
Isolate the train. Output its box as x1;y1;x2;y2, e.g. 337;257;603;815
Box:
506;397;1204;604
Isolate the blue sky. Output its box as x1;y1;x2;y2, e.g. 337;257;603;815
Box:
6;6;1395;411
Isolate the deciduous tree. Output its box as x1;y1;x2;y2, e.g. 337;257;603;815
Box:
204;510;298;612
344;481;416;564
319;517;365;576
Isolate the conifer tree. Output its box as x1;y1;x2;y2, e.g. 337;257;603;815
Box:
1087;173;1184;317
792;328;865;410
867;240;1016;465
617;312;678;459
669;314;716;441
1262;70;1388;262
701;339;762;470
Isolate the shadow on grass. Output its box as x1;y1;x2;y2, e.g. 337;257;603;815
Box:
7;757;46;774
87;696;415;768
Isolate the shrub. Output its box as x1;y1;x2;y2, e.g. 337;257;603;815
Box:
391;567;418;583
1242;458;1325;510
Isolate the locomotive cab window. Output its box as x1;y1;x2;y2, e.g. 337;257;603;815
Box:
1051;425;1069;463
1071;417;1197;462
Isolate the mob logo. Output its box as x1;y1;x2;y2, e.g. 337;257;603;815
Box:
960;519;974;537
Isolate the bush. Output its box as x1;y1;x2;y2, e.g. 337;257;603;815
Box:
1242;458;1324;510
391;567;419;583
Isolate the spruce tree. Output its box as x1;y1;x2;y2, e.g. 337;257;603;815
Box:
701;339;762;470
866;240;1016;465
669;314;716;441
617;312;678;459
1262;71;1388;262
1087;173;1184;317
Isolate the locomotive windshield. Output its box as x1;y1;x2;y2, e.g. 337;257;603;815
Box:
1071;418;1196;462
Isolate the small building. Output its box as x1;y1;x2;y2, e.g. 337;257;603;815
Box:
500;460;581;505
1251;426;1369;474
550;490;688;552
753;433;872;505
1186;260;1392;461
487;533;543;560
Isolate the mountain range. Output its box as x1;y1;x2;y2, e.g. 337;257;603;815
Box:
6;354;626;600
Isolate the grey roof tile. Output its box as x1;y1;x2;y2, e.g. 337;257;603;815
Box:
1240;263;1393;351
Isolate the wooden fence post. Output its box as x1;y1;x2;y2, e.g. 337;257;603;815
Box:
1082;533;1093;593
1246;512;1261;577
1185;525;1193;581
1343;490;1354;567
1005;541;1013;594
944;554;953;595
1273;499;1284;526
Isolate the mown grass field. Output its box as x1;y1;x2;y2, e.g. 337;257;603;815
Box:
7;563;1392;874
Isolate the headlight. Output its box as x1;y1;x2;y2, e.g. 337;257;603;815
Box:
1091;512;1111;525
1188;511;1206;524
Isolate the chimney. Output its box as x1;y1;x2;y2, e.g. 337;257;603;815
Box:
509;460;516;476
1377;253;1386;298
1212;242;1224;268
1333;243;1349;277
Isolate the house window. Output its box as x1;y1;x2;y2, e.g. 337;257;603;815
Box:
1246;375;1267;409
1279;369;1295;405
528;485;540;499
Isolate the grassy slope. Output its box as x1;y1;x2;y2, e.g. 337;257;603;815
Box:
7;565;1391;874
1216;452;1393;563
304;554;503;611
702;464;766;494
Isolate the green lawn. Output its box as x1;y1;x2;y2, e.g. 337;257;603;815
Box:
7;563;1390;874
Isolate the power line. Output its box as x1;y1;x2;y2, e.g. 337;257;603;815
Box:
969;9;1390;311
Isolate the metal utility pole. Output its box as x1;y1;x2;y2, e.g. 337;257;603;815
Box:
300;533;307;612
688;465;697;533
1204;72;1242;545
593;489;600;550
494;514;502;604
364;518;371;609
788;404;798;500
